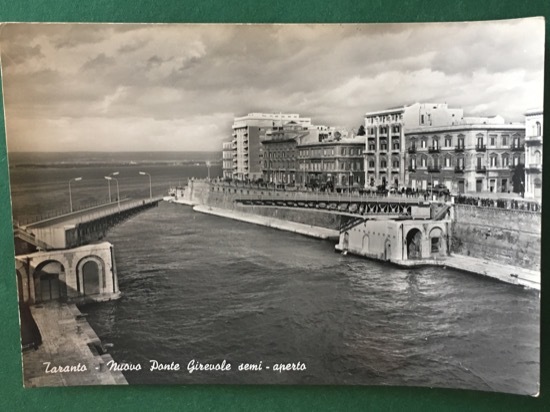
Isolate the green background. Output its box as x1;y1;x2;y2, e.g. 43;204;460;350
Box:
0;1;548;410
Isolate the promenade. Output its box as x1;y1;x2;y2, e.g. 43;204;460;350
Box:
23;302;127;387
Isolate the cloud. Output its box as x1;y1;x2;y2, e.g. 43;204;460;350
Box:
0;19;544;152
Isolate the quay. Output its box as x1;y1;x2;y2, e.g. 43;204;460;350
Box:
174;180;541;291
22;301;127;387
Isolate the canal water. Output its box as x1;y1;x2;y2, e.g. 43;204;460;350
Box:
8;156;540;394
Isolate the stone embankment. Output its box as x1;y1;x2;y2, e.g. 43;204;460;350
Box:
193;205;339;240
23;302;127;387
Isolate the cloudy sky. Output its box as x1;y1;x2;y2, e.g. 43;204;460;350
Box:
0;19;545;152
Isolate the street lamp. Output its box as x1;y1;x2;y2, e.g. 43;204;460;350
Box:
206;161;211;181
69;177;83;213
107;171;119;203
139;171;152;200
104;176;120;209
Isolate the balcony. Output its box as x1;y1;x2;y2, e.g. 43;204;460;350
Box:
407;147;417;154
511;144;525;151
379;147;388;154
475;166;487;173
526;163;542;172
475;144;487;152
454;146;465;153
407;165;416;172
525;135;542;144
427;166;441;173
454;166;464;173
428;146;440;154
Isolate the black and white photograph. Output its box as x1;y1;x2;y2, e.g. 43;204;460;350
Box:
0;19;543;394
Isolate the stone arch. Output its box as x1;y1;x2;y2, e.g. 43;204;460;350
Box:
76;255;106;296
429;227;443;255
361;234;369;254
406;228;422;260
33;259;67;303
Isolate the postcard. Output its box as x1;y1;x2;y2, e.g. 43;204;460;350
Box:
0;19;543;394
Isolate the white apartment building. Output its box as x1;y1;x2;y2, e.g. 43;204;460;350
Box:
231;113;312;180
524;108;543;199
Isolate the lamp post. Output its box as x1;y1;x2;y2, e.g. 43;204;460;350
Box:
104;176;120;209
139;171;152;200
107;171;119;203
69;177;83;213
206;161;211;181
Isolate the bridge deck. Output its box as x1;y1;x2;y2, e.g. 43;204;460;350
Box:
24;197;162;229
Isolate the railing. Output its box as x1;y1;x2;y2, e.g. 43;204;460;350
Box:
475;144;487;152
428;146;440;153
427;166;441;173
23;197;162;228
511;144;525;151
454;166;465;173
475;166;487;173
407;147;417;154
455;195;541;212
454;146;465;152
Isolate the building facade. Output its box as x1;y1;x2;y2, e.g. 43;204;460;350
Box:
364;103;464;189
222;141;233;179
231;113;312;180
261;122;314;184
405;122;525;194
524;108;543;199
297;137;366;190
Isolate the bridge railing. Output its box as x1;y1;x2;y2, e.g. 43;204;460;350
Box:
24;197;162;228
229;190;424;205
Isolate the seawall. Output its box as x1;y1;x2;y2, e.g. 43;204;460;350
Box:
451;205;541;271
193;205;339;240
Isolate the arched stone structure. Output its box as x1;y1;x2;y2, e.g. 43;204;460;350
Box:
361;234;369;254
15;242;119;304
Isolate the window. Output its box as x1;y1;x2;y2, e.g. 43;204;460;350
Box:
502;154;509;167
458;137;465;148
421;139;427;148
445;136;452;147
536;122;542;136
421;157;426;167
490;155;498;167
342;148;347;156
445;157;451;167
502;136;508;146
477;136;484;147
381;159;387;168
393;141;399;150
489;135;496;146
477;157;482;168
393;159;399;168
380;142;388;151
369;160;375;168
535;150;542;164
513;156;519;166
458;157;464;168
421;114;425;124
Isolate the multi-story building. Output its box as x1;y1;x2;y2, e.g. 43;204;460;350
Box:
364;103;464;189
405;120;525;194
231;113;312;180
261;122;315;184
222;141;233;179
297;136;366;190
524;108;543;199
